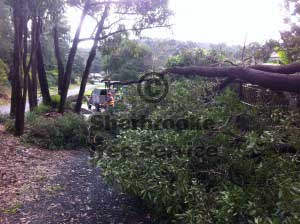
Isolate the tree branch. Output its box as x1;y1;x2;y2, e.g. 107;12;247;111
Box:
250;62;300;74
165;66;300;93
78;24;171;42
116;65;300;94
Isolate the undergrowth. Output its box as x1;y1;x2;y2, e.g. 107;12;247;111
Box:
93;78;300;223
23;113;88;150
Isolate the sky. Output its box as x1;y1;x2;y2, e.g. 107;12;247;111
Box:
67;0;287;48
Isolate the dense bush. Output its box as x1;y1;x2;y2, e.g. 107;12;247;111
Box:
95;78;300;223
24;113;88;150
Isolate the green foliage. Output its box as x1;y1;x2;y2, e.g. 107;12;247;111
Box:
51;94;61;108
34;103;52;114
0;114;9;124
0;1;13;64
46;70;63;87
95;79;300;223
280;1;300;62
0;59;9;85
101;39;153;81
276;49;290;65
24;113;88;150
166;48;216;67
4;118;15;134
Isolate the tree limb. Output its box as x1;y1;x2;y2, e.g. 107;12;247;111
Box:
165;66;300;93
116;65;300;94
78;24;172;42
250;62;300;74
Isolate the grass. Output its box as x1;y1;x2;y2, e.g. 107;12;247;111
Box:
0;203;23;215
37;84;82;97
45;184;65;194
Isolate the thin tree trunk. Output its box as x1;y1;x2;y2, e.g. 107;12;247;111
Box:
75;5;109;113
10;76;16;117
59;0;89;113
29;14;38;109
53;24;65;96
36;17;51;105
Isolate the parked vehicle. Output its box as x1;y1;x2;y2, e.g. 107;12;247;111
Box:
88;89;108;111
87;81;124;111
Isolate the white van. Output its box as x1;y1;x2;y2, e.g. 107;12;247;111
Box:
88;89;108;111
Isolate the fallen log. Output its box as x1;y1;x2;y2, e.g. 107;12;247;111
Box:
250;62;300;74
165;66;300;93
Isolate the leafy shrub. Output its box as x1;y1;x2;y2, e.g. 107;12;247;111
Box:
33;103;52;114
95;78;300;223
51;94;61;108
0;114;9;124
4;118;15;134
46;70;58;87
26;111;39;123
24;113;88;150
0;59;8;85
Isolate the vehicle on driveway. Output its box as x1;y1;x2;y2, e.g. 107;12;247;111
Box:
88;89;108;111
87;81;124;111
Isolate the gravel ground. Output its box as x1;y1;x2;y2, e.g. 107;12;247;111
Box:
0;126;153;224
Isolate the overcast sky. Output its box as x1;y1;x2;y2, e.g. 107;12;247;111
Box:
67;0;287;47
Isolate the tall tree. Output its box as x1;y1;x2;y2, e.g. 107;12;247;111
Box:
102;38;153;80
11;0;31;135
73;0;171;113
280;0;300;62
0;0;13;65
58;0;90;113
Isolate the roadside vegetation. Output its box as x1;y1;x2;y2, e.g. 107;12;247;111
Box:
1;0;300;223
24;112;88;150
93;79;300;223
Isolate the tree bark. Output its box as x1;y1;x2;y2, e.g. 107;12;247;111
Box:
59;0;89;113
164;66;300;93
250;62;300;74
12;0;25;136
28;14;38;110
75;5;109;113
36;17;51;105
10;74;16;118
53;23;65;96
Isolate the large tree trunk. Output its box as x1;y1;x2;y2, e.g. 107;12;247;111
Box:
250;62;300;74
75;5;109;113
59;1;89;113
53;24;65;96
163;66;300;93
36;17;51;105
12;0;25;136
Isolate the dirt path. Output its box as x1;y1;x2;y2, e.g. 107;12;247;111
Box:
0;126;152;224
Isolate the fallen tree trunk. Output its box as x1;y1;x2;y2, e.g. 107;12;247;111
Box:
164;66;300;93
113;63;300;95
250;62;300;74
